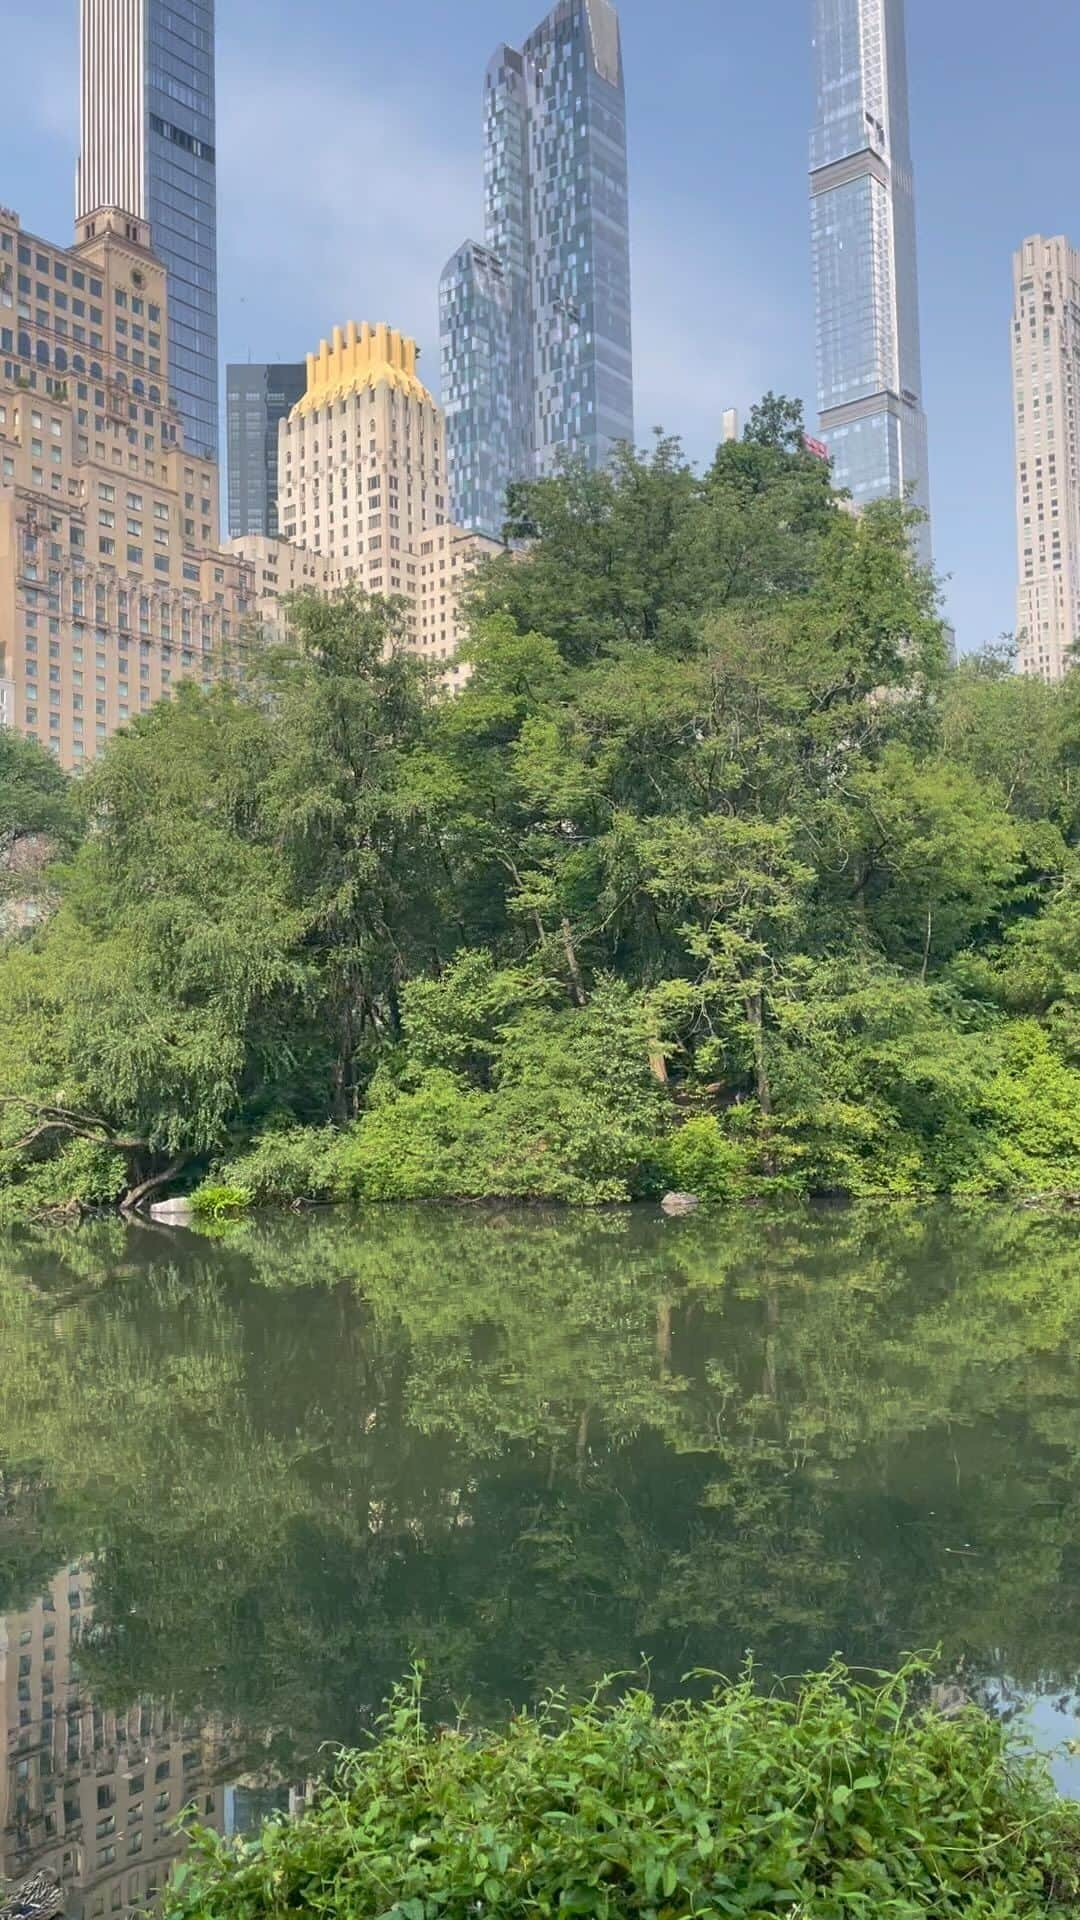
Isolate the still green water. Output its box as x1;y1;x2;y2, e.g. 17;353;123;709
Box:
2;1202;1080;1909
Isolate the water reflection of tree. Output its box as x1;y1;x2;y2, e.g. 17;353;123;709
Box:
0;1204;1078;1774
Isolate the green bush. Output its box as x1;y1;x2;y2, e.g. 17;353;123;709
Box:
211;1126;341;1208
0;1137;128;1214
969;1021;1080;1195
334;1072;495;1203
190;1184;252;1220
164;1660;1080;1920
335;981;669;1206
660;1113;755;1201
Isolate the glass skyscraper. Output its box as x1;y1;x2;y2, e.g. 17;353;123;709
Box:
440;0;634;539
226;362;306;537
78;0;219;460
809;0;931;563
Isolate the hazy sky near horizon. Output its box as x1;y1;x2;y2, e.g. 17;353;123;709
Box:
0;0;1075;652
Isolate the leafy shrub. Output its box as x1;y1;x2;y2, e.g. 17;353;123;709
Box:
0;1137;128;1214
190;1184;252;1220
968;1020;1080;1195
659;1113;755;1201
164;1660;1080;1920
211;1125;341;1208
334;1072;495;1203
336;980;670;1205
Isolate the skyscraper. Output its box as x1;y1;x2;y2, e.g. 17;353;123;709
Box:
78;0;219;460
0;201;259;767
440;0;634;539
226;363;306;537
809;0;931;563
271;322;500;683
1012;237;1080;682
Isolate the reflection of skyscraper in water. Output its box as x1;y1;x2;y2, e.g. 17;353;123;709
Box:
0;1566;229;1917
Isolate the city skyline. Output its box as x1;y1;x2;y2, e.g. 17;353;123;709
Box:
1;0;1079;652
810;0;932;564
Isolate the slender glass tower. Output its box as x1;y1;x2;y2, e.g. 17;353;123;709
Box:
441;0;634;539
78;0;219;460
809;0;931;562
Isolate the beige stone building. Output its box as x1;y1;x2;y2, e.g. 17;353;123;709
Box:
222;532;332;643
0;203;262;768
1013;236;1080;681
0;1563;230;1919
261;323;500;685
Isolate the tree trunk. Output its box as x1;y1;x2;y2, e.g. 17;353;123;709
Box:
853;860;872;934
561;918;588;1009
920;909;933;985
120;1154;191;1215
746;989;778;1177
746;991;772;1116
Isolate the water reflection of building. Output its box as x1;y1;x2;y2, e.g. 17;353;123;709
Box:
0;1566;229;1917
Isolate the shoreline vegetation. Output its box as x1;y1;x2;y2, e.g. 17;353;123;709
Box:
163;1662;1080;1920
2;398;1080;1220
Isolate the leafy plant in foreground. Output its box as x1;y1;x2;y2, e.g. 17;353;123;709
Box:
165;1660;1080;1920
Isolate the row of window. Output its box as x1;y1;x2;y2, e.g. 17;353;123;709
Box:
2;231;102;299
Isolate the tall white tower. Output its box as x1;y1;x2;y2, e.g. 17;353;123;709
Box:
1013;236;1080;681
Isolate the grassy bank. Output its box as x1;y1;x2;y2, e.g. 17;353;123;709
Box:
164;1662;1080;1920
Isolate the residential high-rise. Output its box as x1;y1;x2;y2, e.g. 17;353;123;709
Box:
809;0;931;563
78;0;219;461
0;202;262;768
266;322;500;684
440;0;634;539
226;363;306;538
1012;237;1080;681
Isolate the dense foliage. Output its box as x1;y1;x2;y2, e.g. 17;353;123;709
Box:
2;399;1080;1207
165;1662;1080;1920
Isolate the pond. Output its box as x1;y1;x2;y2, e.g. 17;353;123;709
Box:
2;1201;1080;1912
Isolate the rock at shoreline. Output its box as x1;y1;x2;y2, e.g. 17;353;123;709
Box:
150;1197;195;1224
661;1192;700;1218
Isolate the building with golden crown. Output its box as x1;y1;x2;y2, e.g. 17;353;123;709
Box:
232;322;501;686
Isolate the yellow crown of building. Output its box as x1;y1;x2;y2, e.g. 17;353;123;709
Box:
293;322;433;416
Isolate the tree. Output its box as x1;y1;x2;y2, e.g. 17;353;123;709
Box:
256;589;449;1118
0;727;80;928
0;686;306;1207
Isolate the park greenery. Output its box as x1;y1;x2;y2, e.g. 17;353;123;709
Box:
1;398;1080;1209
163;1662;1080;1920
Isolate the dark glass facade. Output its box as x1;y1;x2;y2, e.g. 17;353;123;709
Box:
441;0;634;539
146;0;218;459
226;362;306;538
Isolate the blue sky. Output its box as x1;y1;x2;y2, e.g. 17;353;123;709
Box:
0;0;1075;652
